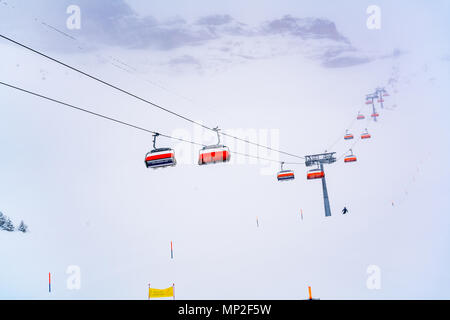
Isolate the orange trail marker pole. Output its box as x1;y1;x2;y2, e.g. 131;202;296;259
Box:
308;286;312;300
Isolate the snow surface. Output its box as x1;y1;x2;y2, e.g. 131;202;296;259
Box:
1;0;450;299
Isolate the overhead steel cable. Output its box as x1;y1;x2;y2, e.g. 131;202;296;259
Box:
336;139;359;162
0;81;303;165
335;119;375;163
324;105;369;153
0;34;305;160
231;150;303;165
219;131;304;160
0;81;202;146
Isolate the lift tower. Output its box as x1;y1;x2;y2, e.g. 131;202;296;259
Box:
375;87;387;109
305;152;336;217
366;93;379;122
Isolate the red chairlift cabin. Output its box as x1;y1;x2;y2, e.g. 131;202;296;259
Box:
277;162;295;181
344;130;354;140
344;149;357;163
307;167;324;180
198;127;231;166
361;129;371;139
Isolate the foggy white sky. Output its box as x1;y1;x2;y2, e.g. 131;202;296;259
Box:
0;0;449;299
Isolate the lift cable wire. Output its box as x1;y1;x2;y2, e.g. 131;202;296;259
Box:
26;5;199;110
335;111;376;162
336;139;359;162
0;81;303;165
37;19;215;113
325;105;370;153
0;34;305;161
0;81;202;146
327;91;386;163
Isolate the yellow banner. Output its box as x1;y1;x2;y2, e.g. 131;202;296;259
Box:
149;286;174;298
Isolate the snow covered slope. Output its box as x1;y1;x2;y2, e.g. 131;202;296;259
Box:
1;1;450;300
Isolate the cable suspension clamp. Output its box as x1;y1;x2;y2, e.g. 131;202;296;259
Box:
152;132;160;149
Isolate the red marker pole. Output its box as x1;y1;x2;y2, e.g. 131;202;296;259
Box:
48;272;51;293
170;241;173;259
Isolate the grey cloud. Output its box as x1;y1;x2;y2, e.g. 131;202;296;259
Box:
321;47;356;59
40;1;351;52
261;15;349;43
168;55;201;66
319;46;374;68
321;47;408;68
23;0;379;69
66;2;251;49
45;0;215;50
322;56;372;68
196;14;233;26
193;14;251;37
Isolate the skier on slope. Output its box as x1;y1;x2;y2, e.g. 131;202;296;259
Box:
342;207;348;215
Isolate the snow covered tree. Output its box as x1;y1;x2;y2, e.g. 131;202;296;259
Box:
1;217;15;232
17;220;28;233
0;212;7;230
